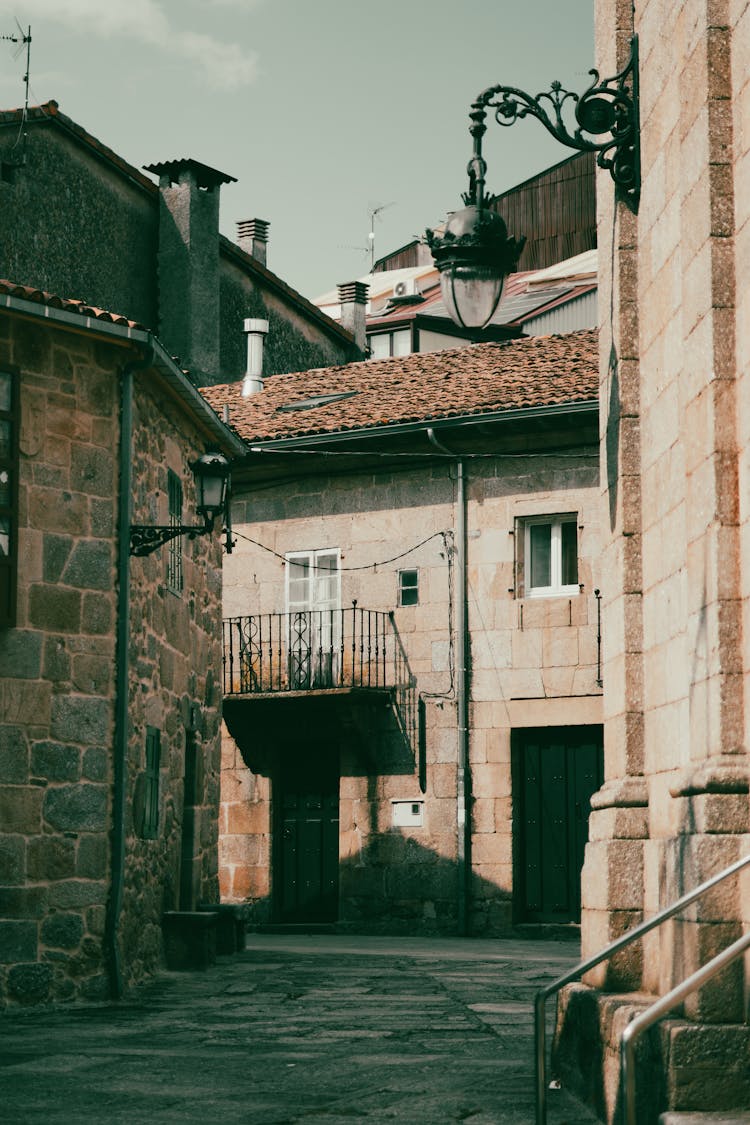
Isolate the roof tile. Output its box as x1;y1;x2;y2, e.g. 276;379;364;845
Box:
201;329;598;444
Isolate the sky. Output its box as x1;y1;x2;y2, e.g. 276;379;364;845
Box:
0;0;594;301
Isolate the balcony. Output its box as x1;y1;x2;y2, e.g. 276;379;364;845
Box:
223;606;395;696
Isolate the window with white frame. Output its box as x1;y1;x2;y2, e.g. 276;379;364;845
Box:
285;549;342;687
520;515;579;597
398;568;419;606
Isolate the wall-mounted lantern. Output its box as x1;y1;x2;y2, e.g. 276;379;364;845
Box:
427;38;640;330
130;450;232;557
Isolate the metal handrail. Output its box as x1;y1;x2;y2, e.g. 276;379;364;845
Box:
621;928;750;1125
534;851;750;1124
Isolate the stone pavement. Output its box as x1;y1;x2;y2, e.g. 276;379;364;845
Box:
1;933;600;1125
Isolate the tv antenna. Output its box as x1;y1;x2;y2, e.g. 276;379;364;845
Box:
2;21;32;164
368;201;395;272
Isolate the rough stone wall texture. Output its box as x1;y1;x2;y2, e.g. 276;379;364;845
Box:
220;451;602;934
123;377;224;985
0;117;357;388
0;315;224;1005
0;122;158;329
0;317;119;1005
217;262;360;387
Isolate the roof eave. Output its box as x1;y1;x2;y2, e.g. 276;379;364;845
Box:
242;398;598;453
0;290;246;457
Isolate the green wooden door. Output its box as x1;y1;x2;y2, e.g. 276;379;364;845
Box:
276;748;339;923
515;726;603;923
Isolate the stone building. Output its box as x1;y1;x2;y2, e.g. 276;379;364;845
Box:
0;101;360;387
547;1;750;1120
0;280;244;1005
202;329;603;935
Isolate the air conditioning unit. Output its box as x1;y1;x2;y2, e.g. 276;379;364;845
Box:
392;278;418;298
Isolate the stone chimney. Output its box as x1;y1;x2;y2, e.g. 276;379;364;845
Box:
337;281;369;353
242;318;269;396
145;158;237;383
237;219;269;266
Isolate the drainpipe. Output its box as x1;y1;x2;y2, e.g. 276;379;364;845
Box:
106;343;154;1000
426;429;470;935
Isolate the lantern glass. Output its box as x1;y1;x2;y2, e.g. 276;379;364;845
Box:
440;264;505;330
193;452;230;529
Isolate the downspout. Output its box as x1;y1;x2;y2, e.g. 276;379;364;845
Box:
426;428;470;935
106;343;154;1000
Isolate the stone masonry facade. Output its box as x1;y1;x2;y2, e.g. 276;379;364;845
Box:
220;442;603;934
556;2;750;1119
0;311;225;1005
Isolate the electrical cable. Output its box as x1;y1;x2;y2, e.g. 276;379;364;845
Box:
231;528;450;572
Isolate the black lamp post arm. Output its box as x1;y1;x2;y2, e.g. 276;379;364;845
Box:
129;521;210;557
468;36;640;211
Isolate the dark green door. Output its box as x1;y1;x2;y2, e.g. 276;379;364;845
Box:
515;726;603;923
276;748;339;923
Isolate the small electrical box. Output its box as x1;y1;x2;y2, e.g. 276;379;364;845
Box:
391;799;424;827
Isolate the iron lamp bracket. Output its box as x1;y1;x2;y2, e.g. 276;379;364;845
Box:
467;36;640;212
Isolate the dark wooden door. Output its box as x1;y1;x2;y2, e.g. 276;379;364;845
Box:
515;726;603;923
275;748;339;923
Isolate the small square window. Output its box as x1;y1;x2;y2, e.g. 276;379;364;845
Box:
399;569;419;606
517;515;579;598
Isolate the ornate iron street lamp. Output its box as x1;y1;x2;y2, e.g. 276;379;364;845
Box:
130;450;232;557
427;38;640;330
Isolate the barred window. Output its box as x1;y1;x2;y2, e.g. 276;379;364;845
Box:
141;727;161;839
167;469;183;594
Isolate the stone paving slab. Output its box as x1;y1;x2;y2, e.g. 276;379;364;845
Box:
0;934;599;1124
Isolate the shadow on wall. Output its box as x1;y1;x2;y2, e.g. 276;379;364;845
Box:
236;834;512;939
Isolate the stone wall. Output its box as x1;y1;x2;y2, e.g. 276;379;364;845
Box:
0;314;224;1005
0;116;158;330
0;110;358;389
0;316;119;1004
220;444;602;933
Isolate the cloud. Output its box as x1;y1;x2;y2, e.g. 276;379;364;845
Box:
0;0;259;90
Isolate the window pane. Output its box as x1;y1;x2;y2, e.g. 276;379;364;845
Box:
0;373;11;412
561;521;578;585
0;419;10;460
288;556;311;608
529;523;552;588
0;468;9;508
392;330;411;357
369;334;391;360
399;569;419;606
0;514;9;556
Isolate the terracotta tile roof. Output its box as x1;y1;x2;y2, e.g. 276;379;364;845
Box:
0;279;145;329
201;328;598;445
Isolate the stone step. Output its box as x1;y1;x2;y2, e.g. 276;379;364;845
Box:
660;1115;750;1124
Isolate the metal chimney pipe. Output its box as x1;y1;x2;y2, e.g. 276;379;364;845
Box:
242;317;269;396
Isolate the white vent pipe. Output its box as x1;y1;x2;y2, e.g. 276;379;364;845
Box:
242;318;269;396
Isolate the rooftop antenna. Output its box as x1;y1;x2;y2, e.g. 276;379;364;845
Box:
2;21;32;165
368;201;395;272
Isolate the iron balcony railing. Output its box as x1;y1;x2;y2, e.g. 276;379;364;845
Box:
223;605;394;695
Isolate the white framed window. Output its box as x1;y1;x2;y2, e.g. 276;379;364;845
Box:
285;549;342;688
522;515;579;597
367;329;411;360
398;568;419;606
